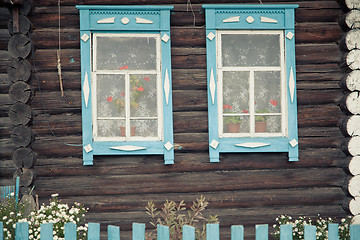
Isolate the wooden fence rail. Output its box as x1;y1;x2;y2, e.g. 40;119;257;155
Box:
1;222;360;240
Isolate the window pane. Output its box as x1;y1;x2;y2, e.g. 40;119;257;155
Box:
97;119;125;138
223;115;249;134
97;74;125;118
254;71;281;114
223;71;249;114
96;36;157;70
255;115;281;133
130;119;158;137
221;34;280;67
130;74;157;118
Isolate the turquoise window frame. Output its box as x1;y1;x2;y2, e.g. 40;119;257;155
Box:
203;4;299;162
77;5;174;165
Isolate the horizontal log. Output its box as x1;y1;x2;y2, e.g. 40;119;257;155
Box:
14;168;34;187
8;34;32;58
0;29;11;50
339;29;360;52
7;58;32;83
342;137;360;156
9;102;32;125
0;50;12;73
12;147;36;168
30;23;341;50
349;197;360;215
11;124;33;147
340;92;360;115
338;0;360;11
349;156;360;175
348;175;360;197
33;167;345;197
9;81;32;103
339;115;360;137
43;187;344;213
33;44;341;72
340;50;360;71
31;147;345;180
339;9;360;31
8;14;31;35
340;70;360;91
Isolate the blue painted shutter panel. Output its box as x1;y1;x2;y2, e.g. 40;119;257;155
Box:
77;6;174;165
203;4;299;162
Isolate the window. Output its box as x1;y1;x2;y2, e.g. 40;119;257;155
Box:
77;6;174;165
203;4;299;162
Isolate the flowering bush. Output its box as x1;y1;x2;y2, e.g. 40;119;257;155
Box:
0;193;88;240
26;194;88;240
0;192;28;239
273;215;352;240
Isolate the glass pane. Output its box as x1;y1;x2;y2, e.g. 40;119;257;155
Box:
254;71;281;114
97;119;125;138
96;36;157;70
255;115;281;133
130;74;157;118
130;119;158;137
221;34;280;67
223;115;249;134
223;71;249;114
97;74;125;118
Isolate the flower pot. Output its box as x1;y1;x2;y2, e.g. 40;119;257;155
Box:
255;121;267;133
226;123;240;133
120;126;136;136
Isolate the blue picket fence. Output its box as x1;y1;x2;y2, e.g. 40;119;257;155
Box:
1;222;360;240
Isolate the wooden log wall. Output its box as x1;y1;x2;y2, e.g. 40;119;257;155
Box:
1;0;37;205
338;0;360;225
0;0;349;239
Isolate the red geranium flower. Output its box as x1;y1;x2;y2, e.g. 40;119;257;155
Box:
121;92;125;97
119;65;128;70
143;77;150;82
137;87;144;92
242;109;249;113
107;96;113;102
223;104;232;110
271;99;278;106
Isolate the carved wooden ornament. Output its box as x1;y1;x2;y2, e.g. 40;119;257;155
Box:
223;16;240;23
136;17;153;24
246;16;255;23
289;67;295;103
164;69;170;105
164;142;173;151
97;17;115;24
210;69;216;104
210;140;219;149
207;32;215;41
84;144;93;153
83;72;90;107
110;145;147;151
235;142;270;148
260;17;278;23
81;34;89;42
121;17;130;25
161;34;170;43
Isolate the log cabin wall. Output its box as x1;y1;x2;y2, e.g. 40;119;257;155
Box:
0;0;350;239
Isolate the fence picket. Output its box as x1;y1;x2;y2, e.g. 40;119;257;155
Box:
231;225;244;240
350;224;360;240
0;222;3;240
304;225;316;240
256;224;268;240
328;223;339;240
183;225;195;240
15;222;29;240
107;225;120;240
132;223;145;240
157;225;169;240
40;223;53;240
206;223;219;240
280;224;292;240
88;223;100;240
64;222;76;240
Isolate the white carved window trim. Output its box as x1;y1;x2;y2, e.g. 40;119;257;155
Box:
92;33;163;142
216;30;288;138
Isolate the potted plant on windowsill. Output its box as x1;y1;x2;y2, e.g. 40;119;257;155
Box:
255;109;269;133
107;73;146;136
223;104;242;133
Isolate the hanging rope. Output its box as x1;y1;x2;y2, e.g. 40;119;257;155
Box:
57;0;64;97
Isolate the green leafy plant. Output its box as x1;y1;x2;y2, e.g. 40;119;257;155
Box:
145;196;219;240
223;104;242;124
273;215;352;240
0;192;29;239
255;109;270;122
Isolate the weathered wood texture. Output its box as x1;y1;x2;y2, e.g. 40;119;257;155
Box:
0;1;350;239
